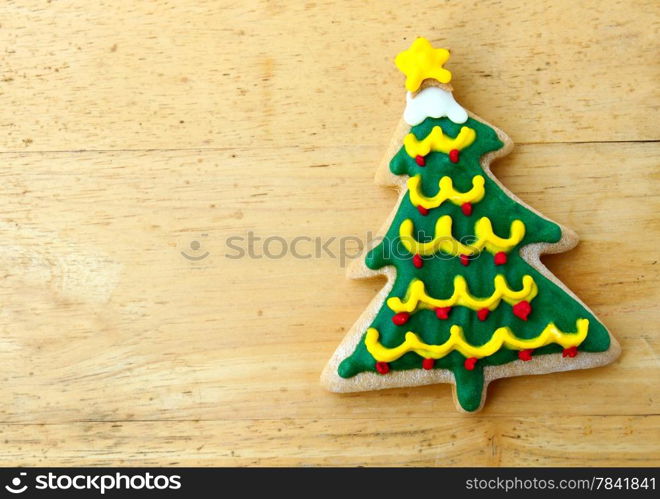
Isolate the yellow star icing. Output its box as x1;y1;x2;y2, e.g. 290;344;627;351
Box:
395;37;452;92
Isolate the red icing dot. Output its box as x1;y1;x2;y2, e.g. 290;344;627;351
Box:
392;312;410;326
477;308;490;321
461;202;473;216
415;155;426;166
464;357;477;370
435;306;452;320
449;149;460;163
375;361;390;374
563;346;578;358
460;254;470;266
422;358;435;370
518;349;533;361
512;300;532;321
417;205;429;216
494;252;507;266
413;254;424;268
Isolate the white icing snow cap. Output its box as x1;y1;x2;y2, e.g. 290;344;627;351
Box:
404;86;468;126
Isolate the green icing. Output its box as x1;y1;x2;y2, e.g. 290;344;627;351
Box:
337;116;611;411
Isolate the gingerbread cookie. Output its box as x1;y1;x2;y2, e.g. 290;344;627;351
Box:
321;37;620;412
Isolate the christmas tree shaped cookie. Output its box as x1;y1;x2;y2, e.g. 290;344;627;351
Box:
321;38;620;412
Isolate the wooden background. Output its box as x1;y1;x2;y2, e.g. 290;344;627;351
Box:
0;0;658;466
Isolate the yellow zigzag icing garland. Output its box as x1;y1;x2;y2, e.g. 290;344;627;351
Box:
394;37;452;92
387;275;538;314
365;319;589;362
408;174;485;209
399;216;526;257
404;125;476;158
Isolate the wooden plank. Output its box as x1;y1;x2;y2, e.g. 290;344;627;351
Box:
0;416;657;466
0;0;657;152
0;142;656;427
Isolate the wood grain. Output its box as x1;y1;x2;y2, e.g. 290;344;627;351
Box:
1;416;658;466
0;0;658;152
0;0;658;466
